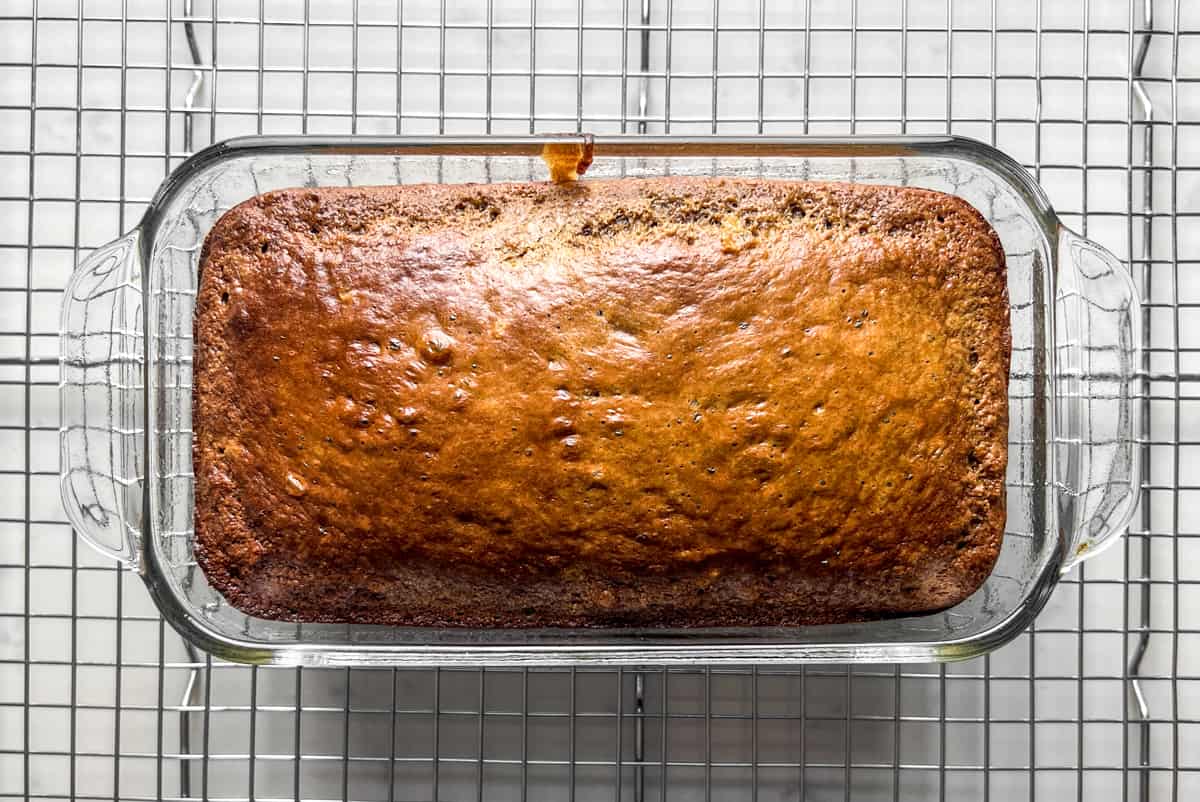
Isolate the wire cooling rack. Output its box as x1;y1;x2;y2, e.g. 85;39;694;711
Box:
1;0;1197;799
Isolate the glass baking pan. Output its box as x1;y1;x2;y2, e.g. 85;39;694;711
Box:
59;135;1140;666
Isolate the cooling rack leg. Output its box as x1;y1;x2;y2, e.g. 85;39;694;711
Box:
634;671;646;802
177;10;204;799
183;0;203;153
637;0;651;134
178;640;202;799
1129;3;1154;802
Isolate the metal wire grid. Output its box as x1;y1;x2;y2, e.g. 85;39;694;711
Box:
1;0;1198;799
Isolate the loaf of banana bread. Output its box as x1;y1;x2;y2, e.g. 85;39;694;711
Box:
192;177;1010;627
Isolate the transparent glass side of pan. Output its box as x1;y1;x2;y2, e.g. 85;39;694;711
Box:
59;135;1140;666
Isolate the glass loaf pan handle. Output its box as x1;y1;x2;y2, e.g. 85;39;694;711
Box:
59;230;144;568
1055;226;1142;573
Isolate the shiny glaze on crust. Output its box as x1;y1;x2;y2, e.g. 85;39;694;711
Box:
193;177;1010;627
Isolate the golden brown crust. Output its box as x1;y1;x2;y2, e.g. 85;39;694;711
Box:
192;177;1009;627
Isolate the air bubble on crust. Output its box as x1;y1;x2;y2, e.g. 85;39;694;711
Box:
285;473;307;496
420;329;455;364
561;435;581;460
